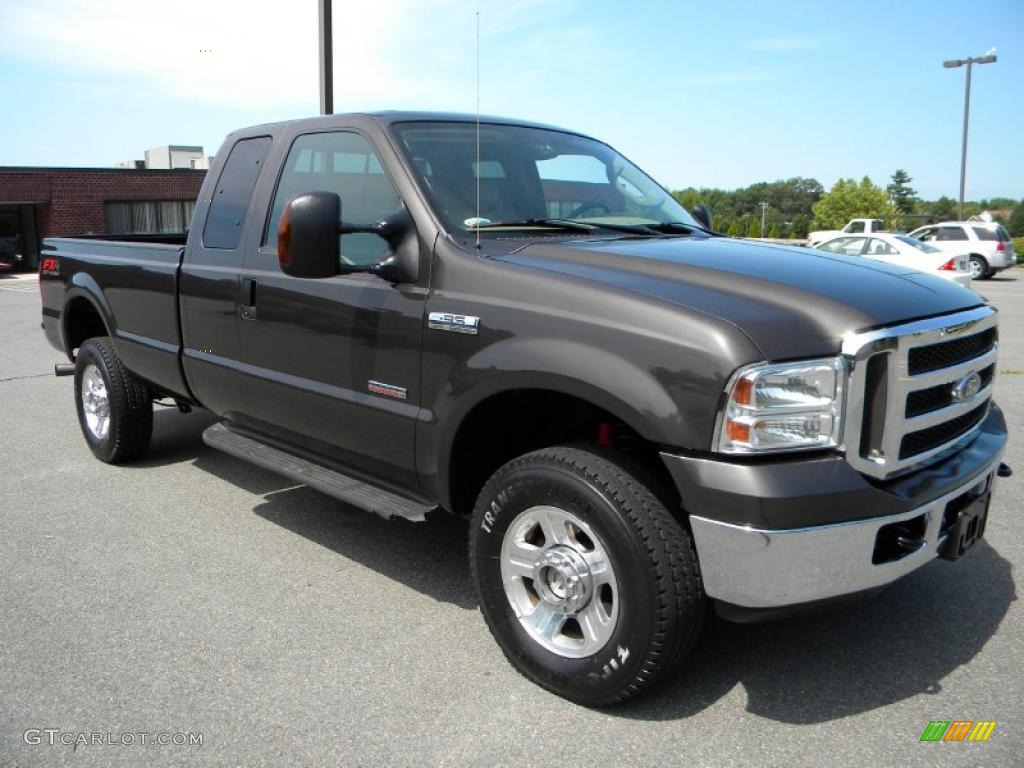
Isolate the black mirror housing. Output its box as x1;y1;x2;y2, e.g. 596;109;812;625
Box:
692;204;713;231
278;192;341;278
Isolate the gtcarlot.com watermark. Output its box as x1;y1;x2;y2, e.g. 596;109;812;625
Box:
24;729;203;747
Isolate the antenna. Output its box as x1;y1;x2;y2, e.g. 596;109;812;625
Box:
475;10;481;249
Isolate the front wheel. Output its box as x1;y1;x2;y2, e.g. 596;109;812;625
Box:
969;255;990;280
469;446;704;706
74;337;153;463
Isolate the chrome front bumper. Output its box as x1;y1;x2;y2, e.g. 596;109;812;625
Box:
689;453;1003;609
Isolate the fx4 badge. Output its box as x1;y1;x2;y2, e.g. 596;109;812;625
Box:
428;312;480;335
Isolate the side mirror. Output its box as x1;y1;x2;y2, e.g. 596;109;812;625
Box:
692;204;713;231
278;192;341;278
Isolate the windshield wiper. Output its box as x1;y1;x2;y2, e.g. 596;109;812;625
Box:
472;218;660;235
471;218;595;233
644;221;706;235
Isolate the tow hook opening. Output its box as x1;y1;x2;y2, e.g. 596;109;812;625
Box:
873;514;927;564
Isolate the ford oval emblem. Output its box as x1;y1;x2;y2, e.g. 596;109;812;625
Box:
951;371;982;403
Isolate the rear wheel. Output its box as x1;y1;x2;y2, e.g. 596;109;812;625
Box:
969;255;990;280
74;337;153;463
469;445;704;706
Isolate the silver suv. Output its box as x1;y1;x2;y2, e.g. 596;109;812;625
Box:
907;221;1016;280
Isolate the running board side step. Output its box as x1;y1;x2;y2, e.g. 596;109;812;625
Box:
202;422;436;522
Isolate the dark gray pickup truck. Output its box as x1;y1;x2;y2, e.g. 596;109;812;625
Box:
40;112;1009;705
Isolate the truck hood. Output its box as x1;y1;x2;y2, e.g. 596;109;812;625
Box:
495;236;984;359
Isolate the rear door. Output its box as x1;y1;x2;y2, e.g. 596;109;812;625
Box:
972;224;1014;265
863;237;902;266
818;236;868;256
180;135;272;417
234;129;427;488
927;225;969;255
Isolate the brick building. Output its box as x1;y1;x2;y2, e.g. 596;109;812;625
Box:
0;167;206;270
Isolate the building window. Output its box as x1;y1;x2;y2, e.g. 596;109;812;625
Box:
105;200;196;234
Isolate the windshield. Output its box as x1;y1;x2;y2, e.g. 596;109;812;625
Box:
391;122;698;236
896;235;941;253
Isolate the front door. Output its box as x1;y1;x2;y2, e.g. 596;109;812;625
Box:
180;135;272;419
235;130;426;488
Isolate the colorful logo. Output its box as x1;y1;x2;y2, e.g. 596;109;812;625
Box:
920;721;997;742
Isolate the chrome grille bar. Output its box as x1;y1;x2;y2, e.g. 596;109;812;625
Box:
842;305;998;479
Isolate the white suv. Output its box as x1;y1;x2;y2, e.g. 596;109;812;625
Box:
907;221;1016;280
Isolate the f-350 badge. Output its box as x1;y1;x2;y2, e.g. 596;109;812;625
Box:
428;312;480;335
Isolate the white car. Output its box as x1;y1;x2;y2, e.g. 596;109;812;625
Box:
906;221;1016;280
812;233;973;289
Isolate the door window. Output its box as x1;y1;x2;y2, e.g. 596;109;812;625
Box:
866;238;899;256
819;237;866;256
265;132;402;266
937;225;968;241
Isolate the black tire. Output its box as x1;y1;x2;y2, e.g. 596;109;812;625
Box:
469;445;704;706
969;255;991;280
74;337;153;463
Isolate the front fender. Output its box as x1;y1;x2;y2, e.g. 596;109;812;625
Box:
420;335;706;510
465;336;691;442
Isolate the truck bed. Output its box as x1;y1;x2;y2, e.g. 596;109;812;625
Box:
40;235;190;400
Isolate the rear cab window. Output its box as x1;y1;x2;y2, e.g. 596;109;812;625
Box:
202;137;272;250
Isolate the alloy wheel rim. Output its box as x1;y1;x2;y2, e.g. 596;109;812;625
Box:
970;259;984;279
499;505;619;658
81;364;111;440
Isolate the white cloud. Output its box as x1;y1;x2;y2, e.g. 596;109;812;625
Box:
3;0;564;110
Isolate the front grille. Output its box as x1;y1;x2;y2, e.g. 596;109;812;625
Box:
899;403;989;459
905;363;995;417
907;328;996;375
843;307;998;479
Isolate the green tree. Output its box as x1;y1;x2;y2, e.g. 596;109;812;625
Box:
791;214;810;238
672;189;703;210
746;217;761;237
930;196;957;220
981;197;1018;210
1008;200;1024;237
671;177;823;230
812;177;892;229
767;222;780;238
727;219;743;237
886;170;917;215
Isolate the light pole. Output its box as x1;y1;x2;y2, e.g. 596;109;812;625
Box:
318;0;333;115
943;51;996;220
759;201;768;238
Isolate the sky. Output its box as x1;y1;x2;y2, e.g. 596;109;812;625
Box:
1;0;1022;200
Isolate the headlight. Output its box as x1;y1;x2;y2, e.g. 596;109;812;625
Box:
714;357;846;453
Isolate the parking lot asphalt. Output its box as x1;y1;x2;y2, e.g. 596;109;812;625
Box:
1;267;1021;768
